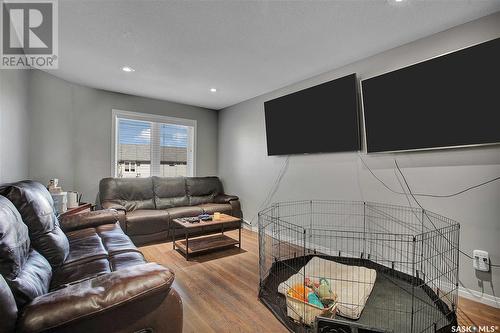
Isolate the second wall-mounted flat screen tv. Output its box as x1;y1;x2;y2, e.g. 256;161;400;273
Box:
264;73;360;156
362;37;500;153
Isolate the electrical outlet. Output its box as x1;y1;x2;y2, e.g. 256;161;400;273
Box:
473;250;490;272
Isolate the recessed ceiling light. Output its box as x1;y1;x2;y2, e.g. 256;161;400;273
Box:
122;66;135;72
210;88;217;93
388;0;407;5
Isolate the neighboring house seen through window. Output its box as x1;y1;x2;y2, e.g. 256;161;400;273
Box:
112;110;196;178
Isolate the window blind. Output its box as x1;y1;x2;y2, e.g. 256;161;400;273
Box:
159;123;189;177
115;115;194;178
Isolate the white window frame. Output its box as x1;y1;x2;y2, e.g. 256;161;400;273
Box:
111;109;197;178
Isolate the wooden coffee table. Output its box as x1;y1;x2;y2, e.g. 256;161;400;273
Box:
171;213;242;260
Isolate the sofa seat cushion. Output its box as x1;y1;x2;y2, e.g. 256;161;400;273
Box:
197;203;232;215
166;206;204;221
64;230;108;266
65;223;139;266
50;258;111;290
51;255;147;291
97;223;142;254
51;223;146;290
129;232;169;246
110;252;147;271
51;251;148;291
126;210;169;236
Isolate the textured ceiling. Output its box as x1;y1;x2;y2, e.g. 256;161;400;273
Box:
46;0;500;110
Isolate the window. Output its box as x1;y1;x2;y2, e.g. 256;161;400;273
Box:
112;110;196;178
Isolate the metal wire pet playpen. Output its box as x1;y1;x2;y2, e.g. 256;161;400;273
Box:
258;200;459;333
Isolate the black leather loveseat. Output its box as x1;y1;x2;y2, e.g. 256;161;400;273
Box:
0;180;182;333
98;176;242;245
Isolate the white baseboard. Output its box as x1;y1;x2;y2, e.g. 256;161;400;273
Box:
241;219;254;230
241;218;252;226
459;286;500;308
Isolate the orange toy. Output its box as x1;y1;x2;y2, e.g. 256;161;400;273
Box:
288;283;312;302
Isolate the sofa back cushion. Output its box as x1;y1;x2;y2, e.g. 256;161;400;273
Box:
186;177;223;206
0;275;17;332
100;178;155;211
0;181;69;269
152;177;188;209
0;195;52;309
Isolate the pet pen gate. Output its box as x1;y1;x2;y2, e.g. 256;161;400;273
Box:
258;201;459;333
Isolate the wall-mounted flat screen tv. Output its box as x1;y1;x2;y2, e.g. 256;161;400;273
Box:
264;73;360;156
362;37;500;153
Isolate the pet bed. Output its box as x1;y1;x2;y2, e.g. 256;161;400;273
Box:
278;257;376;320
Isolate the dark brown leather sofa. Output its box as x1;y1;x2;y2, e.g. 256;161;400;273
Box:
0;181;182;333
98;176;242;245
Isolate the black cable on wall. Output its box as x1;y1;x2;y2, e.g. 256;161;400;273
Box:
359;153;500;268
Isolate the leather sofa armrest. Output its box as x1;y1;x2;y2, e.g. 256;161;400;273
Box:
214;194;243;218
18;263;175;333
214;194;239;204
101;201;127;212
59;209;124;232
229;200;243;218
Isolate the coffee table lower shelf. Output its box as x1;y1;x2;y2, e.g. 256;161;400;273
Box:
174;234;240;259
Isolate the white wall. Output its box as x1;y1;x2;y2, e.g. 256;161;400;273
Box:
29;70;218;203
0;70;30;183
218;12;500;301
